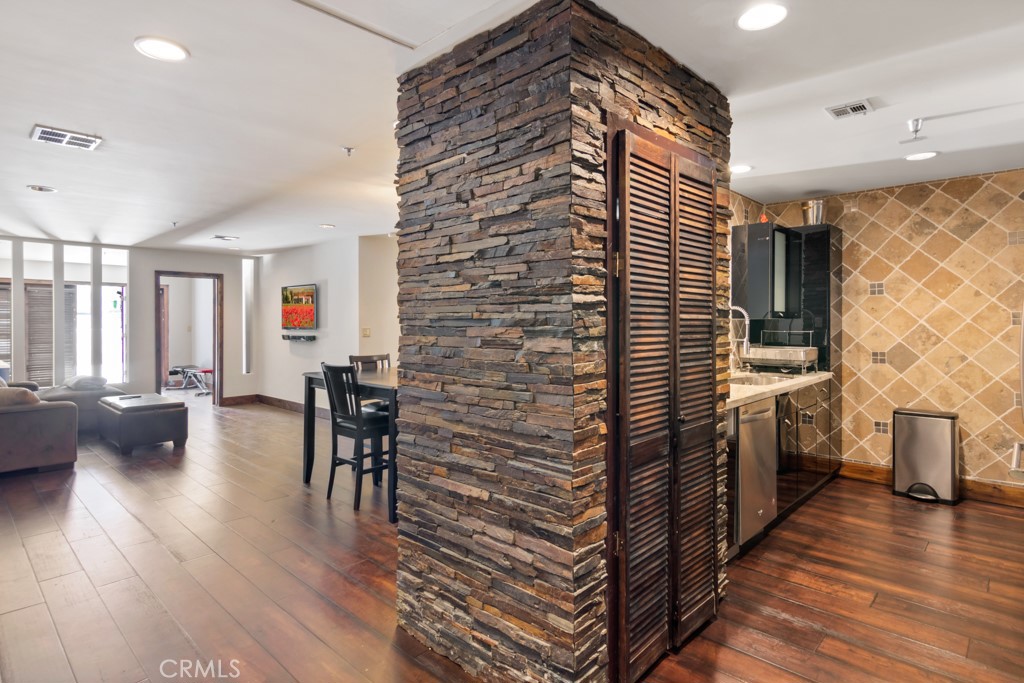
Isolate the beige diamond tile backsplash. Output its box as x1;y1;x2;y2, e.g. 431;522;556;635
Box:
730;167;1024;486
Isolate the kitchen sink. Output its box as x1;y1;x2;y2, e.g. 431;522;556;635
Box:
731;374;792;386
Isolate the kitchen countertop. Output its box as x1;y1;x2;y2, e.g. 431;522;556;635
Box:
726;370;832;410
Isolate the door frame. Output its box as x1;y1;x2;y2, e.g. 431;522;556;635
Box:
154;271;224;406
605;115;720;681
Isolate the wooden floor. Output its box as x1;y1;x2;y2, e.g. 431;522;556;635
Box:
649;478;1024;683
2;398;1023;683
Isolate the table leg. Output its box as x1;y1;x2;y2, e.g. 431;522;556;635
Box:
303;376;316;484
388;390;398;524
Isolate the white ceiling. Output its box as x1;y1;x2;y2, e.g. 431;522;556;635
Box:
1;1;1022;254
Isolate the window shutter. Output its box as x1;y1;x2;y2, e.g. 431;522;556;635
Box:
25;284;54;386
0;284;11;365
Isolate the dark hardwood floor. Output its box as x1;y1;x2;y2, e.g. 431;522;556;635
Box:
2;396;1023;682
648;478;1024;683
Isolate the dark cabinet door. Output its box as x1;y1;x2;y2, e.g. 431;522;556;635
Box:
615;129;718;682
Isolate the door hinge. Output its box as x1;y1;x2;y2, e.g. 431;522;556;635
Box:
611;530;623;556
612;252;623;279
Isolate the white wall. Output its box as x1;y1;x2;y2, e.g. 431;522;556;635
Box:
358;235;399;362
192;278;214;368
127;248;257;398
257;239;360;407
162;277;194;367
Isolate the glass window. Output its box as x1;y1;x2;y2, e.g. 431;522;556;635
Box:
101;248;128;382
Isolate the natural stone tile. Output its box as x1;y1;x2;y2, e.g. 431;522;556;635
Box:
898;250;939;281
886;377;921;407
919;192;962;227
949;360;993;394
876;234;915;265
921;267;963;300
924;341;970;375
969;262;1014;299
948;322;989;357
961;437;994;478
976;340;1017;380
990;168;1024;196
894;184;935;211
967;223;1009;254
862;323;898;351
902;215;940;245
976;379;1014;419
923;304;965;339
993;199;1024;232
919;230;962;262
883;271;915;301
901;359;941;394
969;299;1011;337
858;255;894;283
927;378;970;411
944;244;986;281
885;341;920;374
882;306;918;339
900;287;941;320
946;207;988;242
859;292;896;320
856;190;890;217
966;183;1013;218
940;176;985;203
859;363;899;392
945;284;988;315
857;220;893;252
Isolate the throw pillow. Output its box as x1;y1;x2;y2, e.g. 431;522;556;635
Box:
64;375;108;391
0;376;6;388
0;387;41;406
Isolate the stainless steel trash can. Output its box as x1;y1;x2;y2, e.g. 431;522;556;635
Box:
892;409;959;504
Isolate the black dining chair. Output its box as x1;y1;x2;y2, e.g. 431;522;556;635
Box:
320;363;391;509
349;354;391;412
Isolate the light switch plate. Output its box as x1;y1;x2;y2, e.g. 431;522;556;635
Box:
361;327;371;338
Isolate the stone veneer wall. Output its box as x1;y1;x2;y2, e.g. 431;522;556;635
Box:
394;0;731;680
765;168;1024;486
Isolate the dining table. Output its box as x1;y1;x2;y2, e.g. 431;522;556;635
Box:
302;367;398;523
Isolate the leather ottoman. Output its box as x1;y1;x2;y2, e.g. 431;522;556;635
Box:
98;394;188;455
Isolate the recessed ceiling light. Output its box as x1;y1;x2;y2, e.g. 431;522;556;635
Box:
134;36;190;62
27;184;57;193
904;151;938;161
738;4;788;31
228;247;241;251
730;164;753;174
211;234;239;241
319;223;335;230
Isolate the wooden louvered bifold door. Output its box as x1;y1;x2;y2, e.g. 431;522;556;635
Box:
25;284;54;386
616;129;718;682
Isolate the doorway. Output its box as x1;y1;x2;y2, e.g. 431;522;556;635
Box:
154;271;224;406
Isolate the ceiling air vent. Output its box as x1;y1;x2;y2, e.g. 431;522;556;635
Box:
30;125;102;150
825;99;875;120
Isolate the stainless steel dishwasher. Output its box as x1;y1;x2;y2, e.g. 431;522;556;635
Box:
730;397;778;545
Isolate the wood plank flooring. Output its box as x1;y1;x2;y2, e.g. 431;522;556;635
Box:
648;478;1024;683
1;395;1022;682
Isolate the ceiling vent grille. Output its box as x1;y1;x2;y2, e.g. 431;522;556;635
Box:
31;125;102;150
825;99;875;120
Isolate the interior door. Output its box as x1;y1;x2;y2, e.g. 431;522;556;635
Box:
615;128;718;681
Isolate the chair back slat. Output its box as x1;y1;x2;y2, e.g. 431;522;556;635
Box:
349;353;390;372
320;363;363;424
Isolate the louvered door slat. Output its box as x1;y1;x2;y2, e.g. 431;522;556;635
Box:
25;284;54;386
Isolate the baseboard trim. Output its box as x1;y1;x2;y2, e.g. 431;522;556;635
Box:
961;479;1024;509
839;461;1024;509
256;394;330;420
838;461;891;485
220;394;258;406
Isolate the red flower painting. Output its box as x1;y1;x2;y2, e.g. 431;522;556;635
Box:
281;285;317;329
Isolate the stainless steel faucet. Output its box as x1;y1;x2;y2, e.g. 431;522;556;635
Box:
729;305;751;371
730;305;751;355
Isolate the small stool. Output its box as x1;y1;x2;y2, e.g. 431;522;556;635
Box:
98;394;188;455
